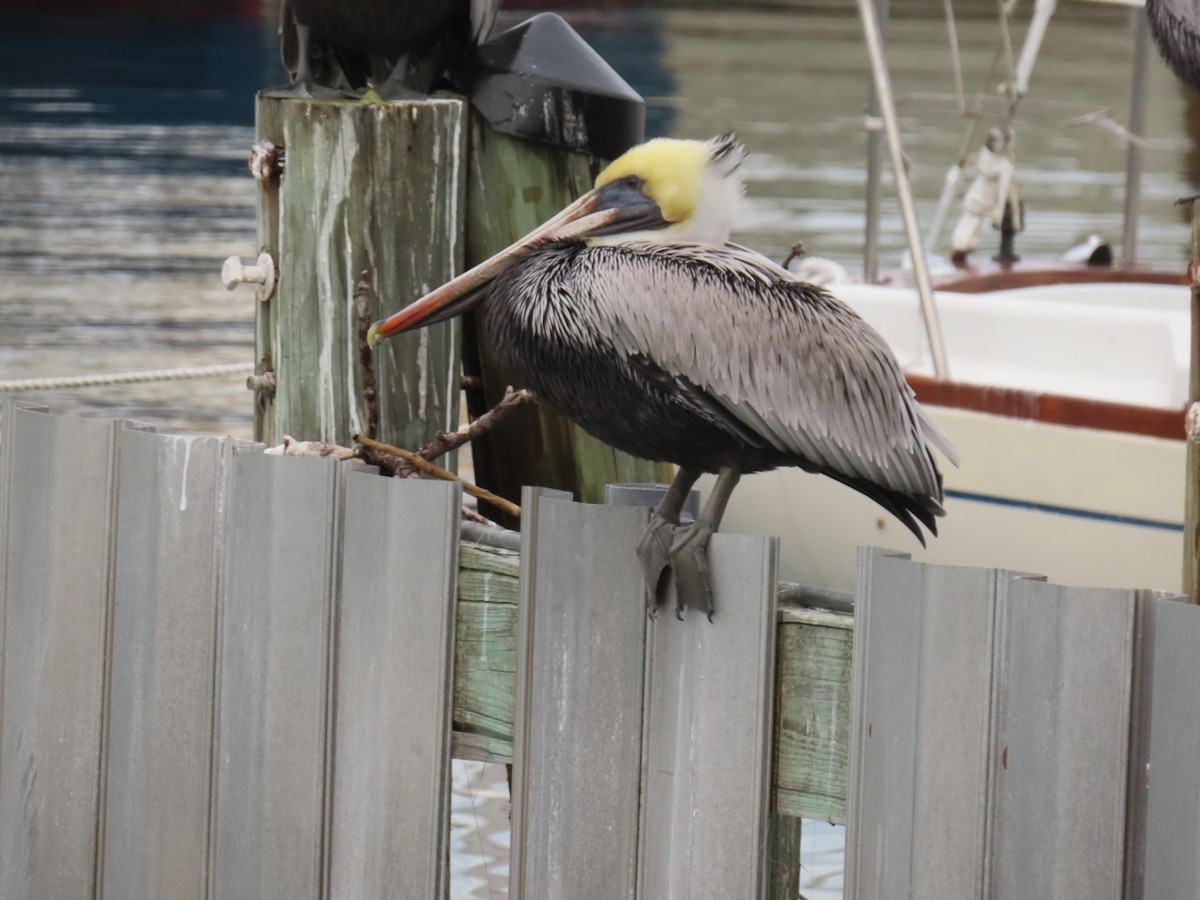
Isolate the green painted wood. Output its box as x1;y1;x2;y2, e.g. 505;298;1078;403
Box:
775;607;853;824
462;112;672;520
453;544;519;751
448;543;854;825
254;95;465;450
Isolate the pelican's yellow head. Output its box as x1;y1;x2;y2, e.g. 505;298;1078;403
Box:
589;133;746;245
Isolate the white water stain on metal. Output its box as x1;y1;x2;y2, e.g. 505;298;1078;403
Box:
175;434;195;512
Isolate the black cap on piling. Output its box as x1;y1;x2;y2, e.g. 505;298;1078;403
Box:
451;12;645;160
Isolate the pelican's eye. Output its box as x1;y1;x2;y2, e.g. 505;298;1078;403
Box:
622;175;645;192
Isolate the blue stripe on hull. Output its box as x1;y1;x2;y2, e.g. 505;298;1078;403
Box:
944;489;1184;533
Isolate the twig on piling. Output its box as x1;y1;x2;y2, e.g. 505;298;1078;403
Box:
781;241;806;270
354;270;380;441
356;438;421;478
355;434;522;518
417;387;535;463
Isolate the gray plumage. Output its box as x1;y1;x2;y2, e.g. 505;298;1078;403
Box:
485;239;958;543
1147;0;1200;92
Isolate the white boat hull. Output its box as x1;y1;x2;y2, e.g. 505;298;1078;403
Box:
708;406;1183;594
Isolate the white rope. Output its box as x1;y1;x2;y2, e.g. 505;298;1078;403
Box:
0;362;254;392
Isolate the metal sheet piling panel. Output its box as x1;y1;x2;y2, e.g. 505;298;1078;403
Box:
211;450;341;900
510;489;648;900
328;473;461;900
0;409;122;900
100;430;229;900
988;578;1137;900
1132;595;1200;900
846;549;921;900
637;533;779;900
845;549;997;900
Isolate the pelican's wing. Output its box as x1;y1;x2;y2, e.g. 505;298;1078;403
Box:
578;242;957;504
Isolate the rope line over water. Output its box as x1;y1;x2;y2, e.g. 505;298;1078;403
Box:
0;362;255;391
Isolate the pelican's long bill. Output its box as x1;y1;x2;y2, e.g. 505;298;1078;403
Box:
366;191;620;348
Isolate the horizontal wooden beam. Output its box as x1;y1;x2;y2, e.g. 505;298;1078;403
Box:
451;542;851;824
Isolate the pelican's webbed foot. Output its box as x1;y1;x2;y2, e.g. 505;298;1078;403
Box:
669;521;716;620
636;467;702;616
666;463;742;622
637;511;676;614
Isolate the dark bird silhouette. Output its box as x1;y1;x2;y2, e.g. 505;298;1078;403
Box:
369;135;959;618
277;0;499;99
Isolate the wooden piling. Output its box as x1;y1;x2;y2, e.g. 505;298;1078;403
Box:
1187;204;1200;602
462;111;672;521
252;96;465;451
253;96;667;513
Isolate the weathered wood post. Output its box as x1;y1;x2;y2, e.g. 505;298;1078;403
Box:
249;96;465;450
1186;203;1200;602
247;94;669;514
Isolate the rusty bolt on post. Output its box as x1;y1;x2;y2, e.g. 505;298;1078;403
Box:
249;140;285;181
246;370;277;398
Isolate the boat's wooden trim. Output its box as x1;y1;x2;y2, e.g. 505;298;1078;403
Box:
884;263;1187;293
906;373;1186;441
933;266;1187;293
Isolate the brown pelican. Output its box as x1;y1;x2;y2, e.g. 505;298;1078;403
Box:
1147;0;1200;93
369;134;960;618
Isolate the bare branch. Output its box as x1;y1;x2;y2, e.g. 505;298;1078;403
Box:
781;241;806;270
355;434;522;518
264;436;357;460
417;387;536;463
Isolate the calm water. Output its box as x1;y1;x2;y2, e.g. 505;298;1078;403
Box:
1;2;1194;897
2;1;1195;435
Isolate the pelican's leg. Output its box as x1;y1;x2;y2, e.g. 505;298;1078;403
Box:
372;54;427;101
636;467;702;615
669;464;741;621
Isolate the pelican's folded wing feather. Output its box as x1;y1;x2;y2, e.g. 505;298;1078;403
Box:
577;242;956;501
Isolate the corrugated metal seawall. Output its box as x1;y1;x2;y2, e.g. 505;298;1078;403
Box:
2;400;1196;899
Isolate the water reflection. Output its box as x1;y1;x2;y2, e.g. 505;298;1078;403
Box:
451;762;511;899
